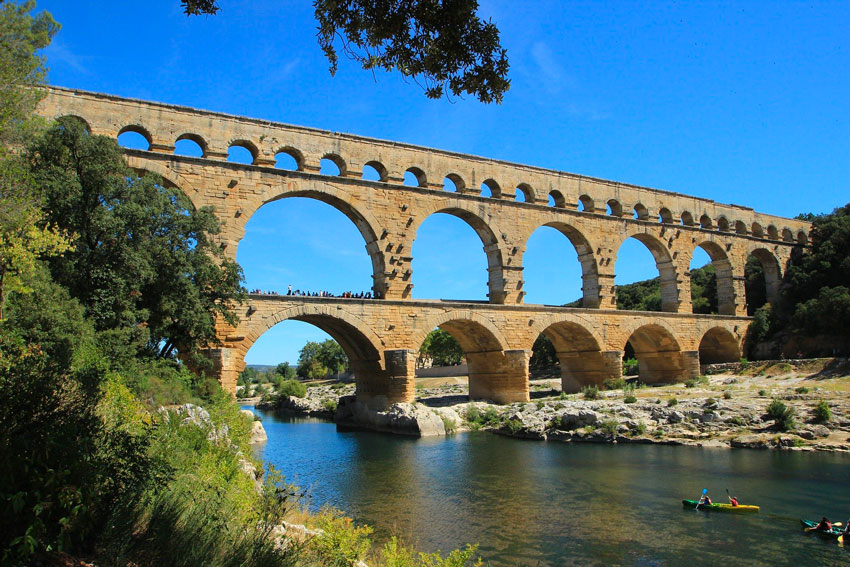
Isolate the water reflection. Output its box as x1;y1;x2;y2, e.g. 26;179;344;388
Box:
249;407;850;567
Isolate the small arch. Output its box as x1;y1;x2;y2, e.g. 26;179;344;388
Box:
578;195;594;212
633;203;649;220
781;228;794;242
698;327;741;365
746;248;781;313
443;173;465;192
525;222;600;308
228;140;258;164
691;241;735;315
320;153;347;176
404;167;427;187
607;199;623;217
615;233;679;312
117;125;152;150
699;214;713;229
481;179;501;199
362;160;388;182
716;216;730;232
767;225;779;240
57;114;90;134
625;324;689;384
515;183;533;203
681;211;695;226
751;222;764;238
658;208;673;224
797;231;808;245
274;147;303;171
734;220;748;235
174;133;206;157
549;190;566;208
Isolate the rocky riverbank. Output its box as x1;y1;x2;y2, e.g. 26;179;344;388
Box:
251;358;850;452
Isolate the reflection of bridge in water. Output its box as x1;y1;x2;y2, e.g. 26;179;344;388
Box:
38;87;810;408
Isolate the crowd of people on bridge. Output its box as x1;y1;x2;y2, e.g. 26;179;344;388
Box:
248;285;379;299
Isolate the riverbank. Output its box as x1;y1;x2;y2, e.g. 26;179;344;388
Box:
252;358;850;452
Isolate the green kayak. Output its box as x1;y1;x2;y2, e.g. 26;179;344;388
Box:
682;499;759;512
801;519;845;540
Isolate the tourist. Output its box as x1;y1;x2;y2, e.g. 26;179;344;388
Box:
815;517;832;532
699;493;712;506
727;494;739;507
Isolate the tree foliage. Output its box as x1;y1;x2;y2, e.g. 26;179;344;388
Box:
297;339;349;379
529;333;557;371
420;328;463;366
26;117;245;358
180;0;510;103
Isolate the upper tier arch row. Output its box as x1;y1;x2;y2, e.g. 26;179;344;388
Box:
39;87;810;244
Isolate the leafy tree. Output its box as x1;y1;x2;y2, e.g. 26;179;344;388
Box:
26;117;246;359
744;256;766;315
420;328;463;366
180;0;510;103
615;277;663;312
529;333;557;371
275;361;296;380
689;263;717;314
297;339;349;379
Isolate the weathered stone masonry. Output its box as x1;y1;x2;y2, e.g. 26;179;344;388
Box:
38;86;811;408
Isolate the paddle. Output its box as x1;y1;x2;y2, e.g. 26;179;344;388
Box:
695;488;707;510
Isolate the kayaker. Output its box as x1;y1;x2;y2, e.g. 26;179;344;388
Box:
699;494;712;506
728;495;739;507
815;517;832;532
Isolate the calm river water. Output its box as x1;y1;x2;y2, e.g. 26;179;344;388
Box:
246;407;850;567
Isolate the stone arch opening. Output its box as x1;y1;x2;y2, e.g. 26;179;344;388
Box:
320;153;346;176
699;214;713;229
411;208;503;302
175;133;206;157
625;324;688;384
633;203;649;220
117;125;151;150
275;147;303;171
242;307;386;405
578;195;594;212
536;321;605;393
443;173;465;192
417;315;525;403
607;199;623;217
797;231;808;245
681;211;695;226
615;234;679;312
698;327;741;365
782;228;794;242
658;208;674;224
767;225;779;240
239;188;386;299
735;220;748;235
751;222;764;238
549;190;567;208
690;241;735;315
523;222;599;308
515;183;533;203
480;179;501;199
227;140;258;164
717;216;730;232
745;248;781;314
362;161;386;181
404;167;427;187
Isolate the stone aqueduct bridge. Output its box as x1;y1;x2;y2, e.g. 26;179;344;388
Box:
39;87;811;408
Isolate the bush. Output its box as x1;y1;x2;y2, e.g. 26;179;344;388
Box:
600;419;619;435
634;421;647;435
380;536;482;567
504;418;524;434
440;415;457;433
739;357;750;370
813;400;831;423
795;386;810;394
277;379;307;398
322;398;338;413
603;377;627;391
684;379;697;388
667;397;678;407
306;508;373;567
758;389;768;397
623;358;639;376
624;395;637;404
464;406;501;429
723;390;733;399
766;399;796;431
582;385;599;400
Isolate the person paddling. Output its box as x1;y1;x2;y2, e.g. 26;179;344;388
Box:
728;494;739;507
699;493;712;507
815;517;832;532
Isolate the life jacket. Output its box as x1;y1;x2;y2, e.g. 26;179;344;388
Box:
729;497;738;506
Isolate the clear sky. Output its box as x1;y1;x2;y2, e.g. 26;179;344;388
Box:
36;0;849;365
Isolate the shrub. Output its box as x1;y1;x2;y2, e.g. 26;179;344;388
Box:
758;389;768;397
684;379;697;388
600;419;619;435
505;418;524;434
723;390;733;400
277;379;307;398
813;400;832;423
766;399;796;431
582;385;599;400
603;377;627;391
667;397;678;407
307;508;373;567
634;421;647;435
380;536;482;567
739;357;750;370
795;386;809;394
624;395;637;404
322;398;338;413
440;415;457;433
623;358;640;376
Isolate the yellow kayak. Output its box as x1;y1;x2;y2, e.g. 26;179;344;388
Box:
682;499;759;512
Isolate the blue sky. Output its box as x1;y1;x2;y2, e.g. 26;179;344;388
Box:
37;0;849;365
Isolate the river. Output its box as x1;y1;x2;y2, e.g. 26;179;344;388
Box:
246;407;850;567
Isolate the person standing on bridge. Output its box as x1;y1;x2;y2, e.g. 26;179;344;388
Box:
287;284;292;295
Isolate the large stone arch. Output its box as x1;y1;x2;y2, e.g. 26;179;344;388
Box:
533;318;608;393
413;310;527;403
622;323;692;384
410;204;508;303
520;220;601;308
617;231;680;312
698;326;742;365
242;302;390;405
240;182;389;298
689;240;736;316
745;246;782;310
125;155;203;210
